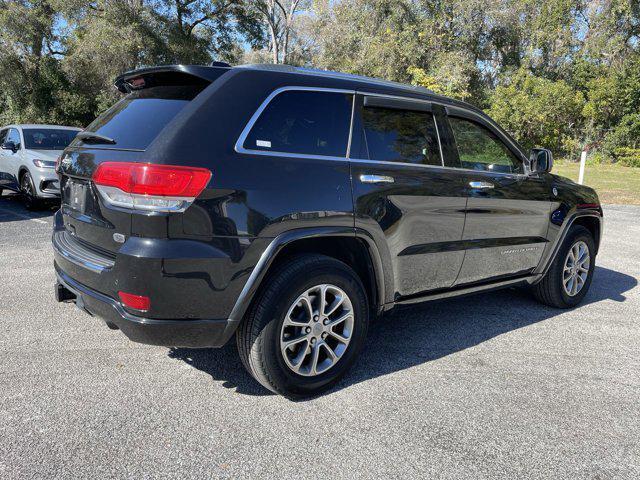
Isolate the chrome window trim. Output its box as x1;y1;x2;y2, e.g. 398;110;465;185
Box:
234;86;530;178
234;86;356;159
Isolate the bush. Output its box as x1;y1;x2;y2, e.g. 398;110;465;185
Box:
603;113;640;155
613;148;640;168
586;151;609;165
487;69;584;155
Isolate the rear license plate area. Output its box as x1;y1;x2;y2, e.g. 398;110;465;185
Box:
65;179;89;213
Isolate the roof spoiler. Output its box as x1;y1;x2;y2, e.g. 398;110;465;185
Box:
114;63;231;93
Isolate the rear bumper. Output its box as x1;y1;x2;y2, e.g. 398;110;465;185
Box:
51;208;263;321
55;267;239;348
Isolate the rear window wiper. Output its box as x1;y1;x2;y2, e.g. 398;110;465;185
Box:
76;131;116;145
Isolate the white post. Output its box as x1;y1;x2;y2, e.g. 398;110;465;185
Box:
578;149;587;185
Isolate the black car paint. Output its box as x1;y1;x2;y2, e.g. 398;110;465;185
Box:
53;64;602;348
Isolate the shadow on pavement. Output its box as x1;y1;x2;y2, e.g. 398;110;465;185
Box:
0;192;57;222
168;266;637;398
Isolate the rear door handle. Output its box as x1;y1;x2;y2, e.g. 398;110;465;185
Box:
469;181;494;189
359;174;395;184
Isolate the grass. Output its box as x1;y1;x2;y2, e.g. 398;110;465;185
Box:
552;160;640;205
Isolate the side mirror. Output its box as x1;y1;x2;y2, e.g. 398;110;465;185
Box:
1;141;17;153
530;148;553;173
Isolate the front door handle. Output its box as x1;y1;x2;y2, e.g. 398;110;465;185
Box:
359;174;395;184
469;181;494;189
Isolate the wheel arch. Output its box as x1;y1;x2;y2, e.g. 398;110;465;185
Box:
536;212;603;278
572;215;602;254
228;227;387;324
18;165;29;183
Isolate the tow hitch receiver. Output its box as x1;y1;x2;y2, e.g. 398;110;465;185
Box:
55;282;76;303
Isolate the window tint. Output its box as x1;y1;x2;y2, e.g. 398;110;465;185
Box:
449;116;522;173
361;107;442;166
23;129;79;150
6;129;21;149
0;129;7;144
244;90;353;157
83;85;204;150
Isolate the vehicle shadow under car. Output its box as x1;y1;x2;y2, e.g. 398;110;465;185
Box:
0;192;57;222
168;265;637;398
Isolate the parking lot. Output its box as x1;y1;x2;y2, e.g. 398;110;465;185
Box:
1;192;638;479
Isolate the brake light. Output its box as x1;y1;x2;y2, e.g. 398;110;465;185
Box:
93;162;211;212
118;291;150;312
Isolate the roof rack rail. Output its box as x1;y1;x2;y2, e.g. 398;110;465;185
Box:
235;64;434;95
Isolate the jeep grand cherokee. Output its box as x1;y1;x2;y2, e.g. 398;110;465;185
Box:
53;63;602;396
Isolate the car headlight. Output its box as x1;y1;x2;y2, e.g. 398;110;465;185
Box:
32;159;56;168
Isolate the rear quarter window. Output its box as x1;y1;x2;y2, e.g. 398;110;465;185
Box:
82;85;204;150
243;90;353;157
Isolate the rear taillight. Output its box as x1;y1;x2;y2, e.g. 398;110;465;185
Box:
92;162;211;212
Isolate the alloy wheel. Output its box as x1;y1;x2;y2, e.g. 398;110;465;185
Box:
562;240;590;297
280;284;354;377
21;174;34;203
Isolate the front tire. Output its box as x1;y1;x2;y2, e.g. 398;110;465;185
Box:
20;171;41;210
236;254;369;397
532;225;596;308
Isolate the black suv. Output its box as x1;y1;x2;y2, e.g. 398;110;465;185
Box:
53;63;602;396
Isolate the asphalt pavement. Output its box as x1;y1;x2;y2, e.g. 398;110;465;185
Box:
1;192;638;479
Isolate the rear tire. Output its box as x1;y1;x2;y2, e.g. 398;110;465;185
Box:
236;254;369;397
532;225;595;308
20;171;41;210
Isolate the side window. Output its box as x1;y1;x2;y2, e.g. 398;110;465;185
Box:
449;117;522;174
361;107;442;166
6;129;21;150
0;129;7;145
244;90;353;157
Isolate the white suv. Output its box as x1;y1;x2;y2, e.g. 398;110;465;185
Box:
0;124;81;208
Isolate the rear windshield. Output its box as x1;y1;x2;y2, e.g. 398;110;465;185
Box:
82;85;204;150
23;128;79;150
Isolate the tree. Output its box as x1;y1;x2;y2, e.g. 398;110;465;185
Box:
303;0;423;82
0;0;78;124
2;0;264;125
249;0;310;64
488;69;585;154
1;0;639;164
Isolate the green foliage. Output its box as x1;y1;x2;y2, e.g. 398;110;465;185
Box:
487;69;584;154
408;51;475;101
0;0;639;167
613;148;640;168
308;0;424;83
583;57;640;138
603;114;640;154
0;0;259;126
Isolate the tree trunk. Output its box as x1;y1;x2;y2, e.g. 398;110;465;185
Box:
270;22;279;63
